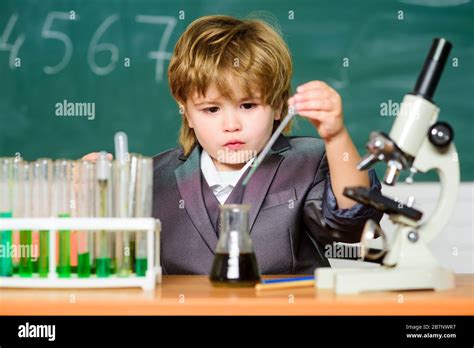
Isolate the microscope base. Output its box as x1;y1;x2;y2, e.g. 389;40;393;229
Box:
315;266;455;295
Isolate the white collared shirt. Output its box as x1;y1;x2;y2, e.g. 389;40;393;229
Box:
200;149;255;205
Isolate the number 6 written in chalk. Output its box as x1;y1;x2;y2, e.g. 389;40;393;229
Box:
88;14;120;76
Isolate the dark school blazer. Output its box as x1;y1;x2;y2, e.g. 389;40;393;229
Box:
152;134;383;274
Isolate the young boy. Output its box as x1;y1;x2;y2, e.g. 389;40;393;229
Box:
86;15;383;275
153;15;382;275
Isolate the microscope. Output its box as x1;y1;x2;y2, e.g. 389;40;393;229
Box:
316;38;460;294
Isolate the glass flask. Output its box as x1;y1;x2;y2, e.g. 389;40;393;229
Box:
209;204;261;287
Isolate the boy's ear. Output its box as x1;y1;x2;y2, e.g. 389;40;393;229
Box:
274;103;283;121
187;115;194;128
179;104;194;128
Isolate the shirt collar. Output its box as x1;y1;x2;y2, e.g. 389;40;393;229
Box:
200;149;255;188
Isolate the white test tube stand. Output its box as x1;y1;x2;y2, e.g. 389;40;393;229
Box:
0;218;162;291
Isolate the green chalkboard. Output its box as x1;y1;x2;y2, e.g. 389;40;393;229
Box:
0;0;473;181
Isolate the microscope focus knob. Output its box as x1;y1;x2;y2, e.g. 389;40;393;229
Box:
428;121;454;147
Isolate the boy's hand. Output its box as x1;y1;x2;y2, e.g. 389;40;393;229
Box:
288;81;370;209
288;81;345;141
81;152;113;162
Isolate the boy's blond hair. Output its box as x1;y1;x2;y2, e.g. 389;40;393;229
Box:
168;15;293;156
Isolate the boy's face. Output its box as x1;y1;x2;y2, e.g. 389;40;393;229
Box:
185;77;280;171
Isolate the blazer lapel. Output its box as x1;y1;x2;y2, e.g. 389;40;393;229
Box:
242;134;291;234
175;145;218;254
174;134;292;249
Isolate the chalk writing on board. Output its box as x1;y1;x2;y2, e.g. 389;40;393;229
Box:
0;13;25;69
88;14;120;76
135;15;177;82
42;12;78;74
1;12;177;82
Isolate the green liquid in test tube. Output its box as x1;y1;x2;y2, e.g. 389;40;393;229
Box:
32;159;52;278
38;230;49;277
95;153;112;277
53;160;73;278
95;181;110;276
58;213;70;277
0;158;13;277
77;252;90;277
32;247;39;273
135;157;153;277
19;230;32;277
17;162;33;278
0;211;13;276
76;160;95;278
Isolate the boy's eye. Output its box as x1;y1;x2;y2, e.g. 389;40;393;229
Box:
203;106;220;113
241;103;257;110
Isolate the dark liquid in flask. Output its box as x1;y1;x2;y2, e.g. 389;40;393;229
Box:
210;252;261;287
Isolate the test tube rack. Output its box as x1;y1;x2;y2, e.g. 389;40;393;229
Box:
0;217;161;291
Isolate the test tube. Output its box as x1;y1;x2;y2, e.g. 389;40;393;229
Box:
11;157;21;274
52;159;73;278
32;159;52;277
113;158;132;276
76;159;95;278
0;158;13;276
128;153;140;275
16;161;33;277
70;162;78;274
95;152;112;277
135;157;153;277
114;132;133;277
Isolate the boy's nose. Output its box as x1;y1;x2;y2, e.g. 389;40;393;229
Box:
222;113;242;132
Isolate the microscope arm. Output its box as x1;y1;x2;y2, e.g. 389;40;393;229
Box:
412;137;460;244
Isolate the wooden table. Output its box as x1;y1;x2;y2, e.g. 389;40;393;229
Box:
1;275;473;315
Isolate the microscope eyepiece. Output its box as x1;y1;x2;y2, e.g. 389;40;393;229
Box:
412;38;452;102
